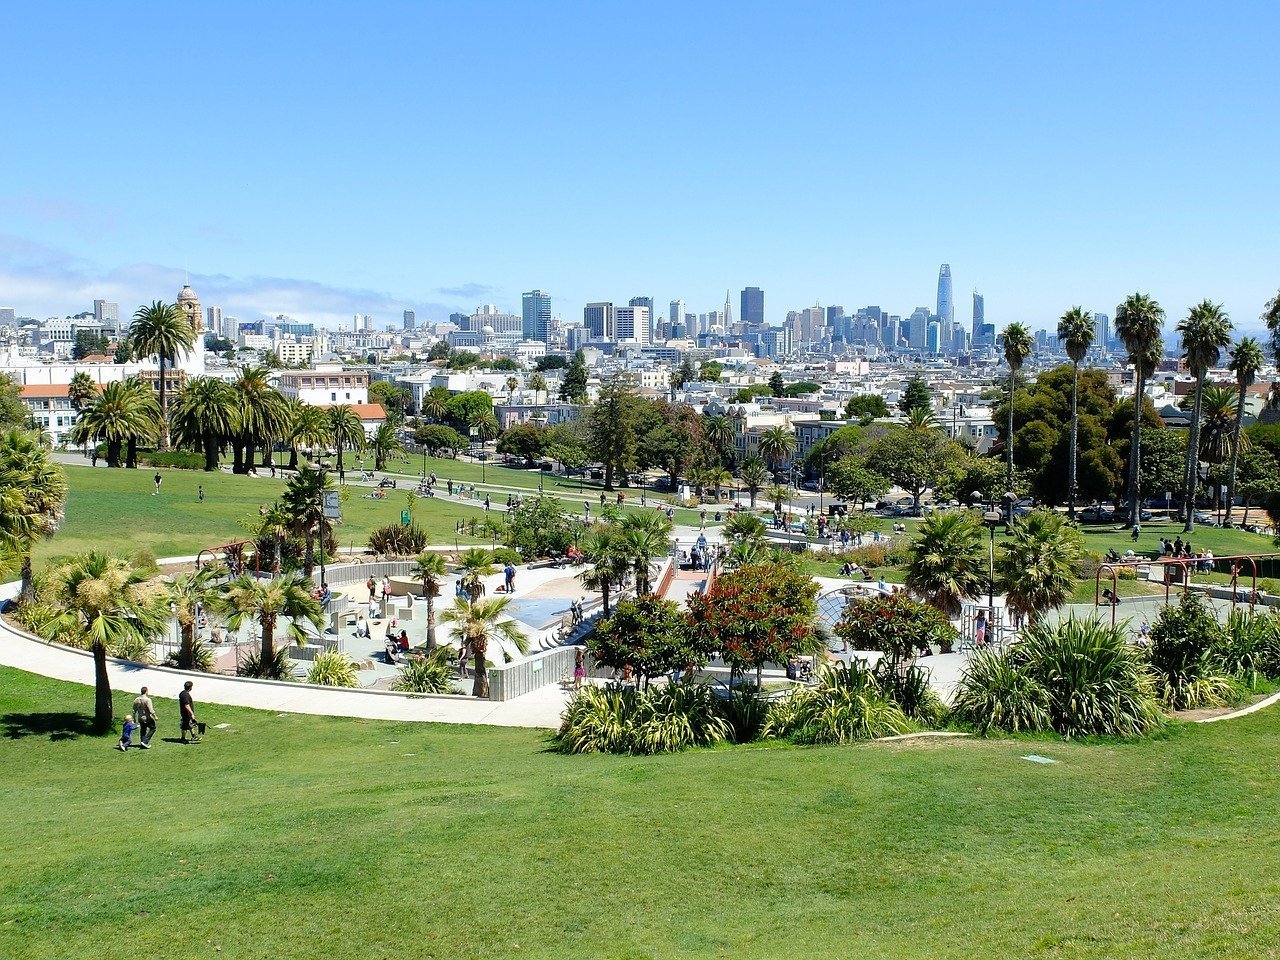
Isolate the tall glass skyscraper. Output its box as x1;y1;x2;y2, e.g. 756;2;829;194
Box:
740;287;765;326
936;265;954;348
522;290;552;343
972;290;984;345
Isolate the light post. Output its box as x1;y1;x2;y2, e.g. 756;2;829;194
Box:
973;491;1003;643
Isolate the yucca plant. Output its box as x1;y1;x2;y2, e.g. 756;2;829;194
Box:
306;649;361;687
556;686;640;754
874;660;948;726
632;683;730;754
764;663;911;745
165;640;215;673
719;687;771;744
391;650;456;694
1019;617;1163;737
952;648;1052;734
237;647;294;681
111;633;154;664
1217;609;1280;687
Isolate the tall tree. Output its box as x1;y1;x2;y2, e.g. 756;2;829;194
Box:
757;424;796;479
281;466;332;575
165;565;221;670
560;349;588;403
897;376;932;416
412;552;448;650
1056;306;1095;519
1114;292;1166;526
230;365;287;474
0;428;67;602
578;523;629;618
368;421;404;470
1000;323;1034;506
1225;336;1266;525
47;552;165;728
616;510;672;595
586;379;638;490
703;414;736;468
129;301;194;450
170;376;236;471
69;377;157;468
327;404;366;481
995;510;1082;624
737;455;769;509
67;372;98;415
905;510;986;642
218;572;324;672
1176;300;1232;532
440;596;528;697
528;372;548;404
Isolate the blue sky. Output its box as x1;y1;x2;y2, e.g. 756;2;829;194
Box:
2;1;1278;336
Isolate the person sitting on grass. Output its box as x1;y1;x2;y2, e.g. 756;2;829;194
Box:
117;714;137;752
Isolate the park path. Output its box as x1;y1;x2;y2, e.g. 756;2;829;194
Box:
0;582;569;729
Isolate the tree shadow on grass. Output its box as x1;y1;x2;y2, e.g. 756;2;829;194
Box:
2;711;101;741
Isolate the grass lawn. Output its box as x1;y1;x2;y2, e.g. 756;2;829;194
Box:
3;666;1280;959
36;466;497;565
1078;521;1277;564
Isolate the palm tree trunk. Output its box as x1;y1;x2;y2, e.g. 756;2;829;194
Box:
1006;369;1016;500
288;446;299;471
92;642;113;730
336;443;345;482
157;355;169;451
426;592;436;651
126;437;138;469
1068;362;1080;520
1224;383;1247;526
233;441;245;474
107;439;122;468
260;615;275;666
602;579;611;618
1183;380;1205;533
303;532;315;577
472;647;488;698
179;622;196;671
19;554;34;605
1127;373;1145;525
203;432;219;471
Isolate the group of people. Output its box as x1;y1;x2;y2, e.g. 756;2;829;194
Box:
117;682;201;751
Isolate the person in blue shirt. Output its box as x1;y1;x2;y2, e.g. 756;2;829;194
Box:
118;714;137;752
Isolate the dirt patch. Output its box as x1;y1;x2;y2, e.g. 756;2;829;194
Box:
1172;693;1273;722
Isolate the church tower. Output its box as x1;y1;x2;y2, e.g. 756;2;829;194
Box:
175;283;208;375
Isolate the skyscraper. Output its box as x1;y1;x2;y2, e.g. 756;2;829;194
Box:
741;287;764;326
614;306;650;344
93;299;119;329
522;290;552;342
583;302;614;340
403;310;416;331
972;291;984;345
668;299;685;337
723;290;733;328
1094;312;1111;352
206;305;223;338
936;264;954;345
908;307;930;351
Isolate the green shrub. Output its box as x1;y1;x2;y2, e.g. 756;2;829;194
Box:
137;450;206;470
368;522;428;556
111;633;153;664
1216;609;1280;688
954;617;1162;738
391;650;456;694
764;663;911;745
719;688;770;744
1148;592;1237;710
238;648;294;680
164;641;216;673
556;683;730;755
306;649;361;687
952;649;1052;734
875;661;948;726
557;686;640;754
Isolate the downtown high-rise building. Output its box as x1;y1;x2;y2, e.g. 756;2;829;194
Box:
93;299;119;330
583;302;614;340
740;287;764;326
1094;312;1111;352
206;305;223;338
723;290;733;328
668;299;685;339
972;291;984;345
614;305;650;344
908;307;930;351
522;290;552;343
403;310;416;331
936;264;954;351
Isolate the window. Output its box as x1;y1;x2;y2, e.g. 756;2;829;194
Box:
345;392;351;400
330;392;337;402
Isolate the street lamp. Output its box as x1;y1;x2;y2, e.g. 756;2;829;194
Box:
973;491;1002;643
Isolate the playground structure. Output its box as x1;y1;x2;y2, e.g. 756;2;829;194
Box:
1094;552;1280;625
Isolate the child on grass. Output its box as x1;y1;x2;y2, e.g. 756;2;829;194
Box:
118;714;137;752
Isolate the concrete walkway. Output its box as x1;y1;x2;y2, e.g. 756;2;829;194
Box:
0;583;570;729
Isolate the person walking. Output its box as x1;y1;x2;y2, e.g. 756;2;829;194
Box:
132;687;157;749
367;576;376;600
198;485;205;503
118;714;137;752
573;648;586;692
152;472;163;495
504;562;516;594
178;681;200;743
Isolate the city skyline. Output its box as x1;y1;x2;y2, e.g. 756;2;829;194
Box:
2;4;1278;334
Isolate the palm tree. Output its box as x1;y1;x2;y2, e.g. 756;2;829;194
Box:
1114;292;1166;526
767;484;790;515
904;406;939;431
129;301;194;450
701;466;732;504
724;510;767;544
1056;306;1095;519
1177;300;1232;532
905;511;986;647
995;510;1082;624
528;373;548;405
327;404;365;481
1225;336;1266;525
440;596;528;697
421;388;450;423
253;501;292;574
218;571;324;670
170;376;236;471
287;400;328;470
616;511;673;594
738;456;769;509
70;377;158;468
1198;386;1239;466
165;565;221;670
369;421;404;471
578;524;628;617
455;547;496;601
1265;288;1280;366
1000;323;1034;501
281;466;332;575
47;552;166;728
505;376;519;402
67;372;97;414
703;414;735;467
412;552;448;650
757;424;796;479
230;365;287;474
0;428;67;603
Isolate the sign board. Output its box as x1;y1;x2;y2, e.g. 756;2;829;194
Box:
401;509;411;526
323;490;341;520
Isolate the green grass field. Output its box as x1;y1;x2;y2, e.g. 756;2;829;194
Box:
2;666;1279;959
37;466;497;564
